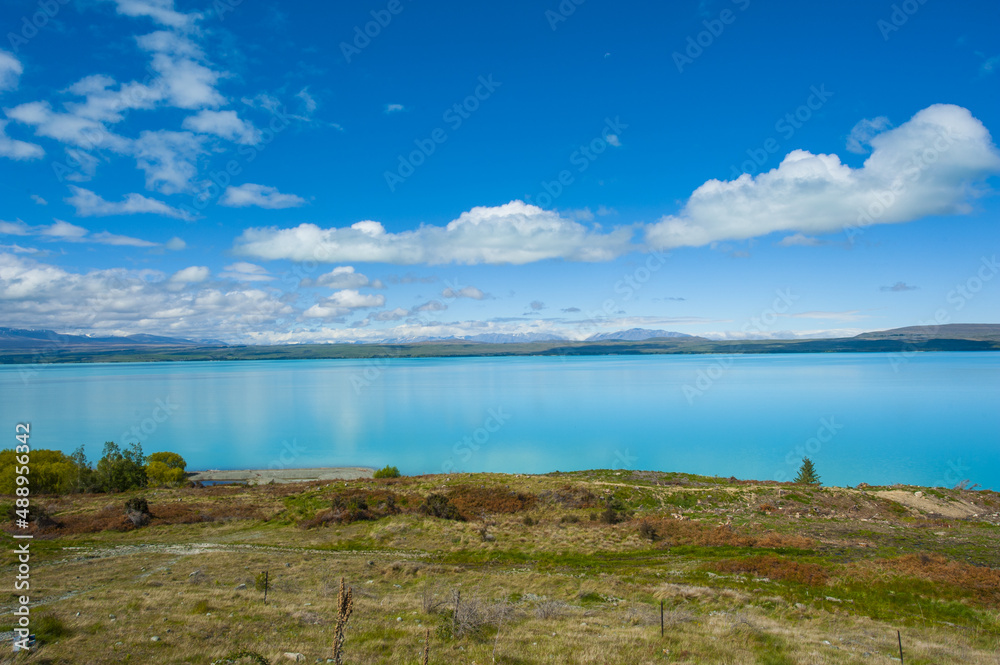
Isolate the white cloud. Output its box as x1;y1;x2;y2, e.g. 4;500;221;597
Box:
0;120;44;160
0;220;30;235
169;265;210;285
182;109;260;144
303;288;386;320
219;262;273;282
777;233;824;247
5;101;130;152
30;195;47;205
846;116;892;154
606;134;621;147
235;201;635;265
384;103;406;114
221;183;306;209
371;308;409;321
0;252;292;338
132;130;204;194
66;186;195;220
0;217;159;247
305;266;379;290
40;220;88;239
442;286;488;300
108;0;201;29
646;105;1000;250
0;51;23;92
165;236;186;250
296;88;317;113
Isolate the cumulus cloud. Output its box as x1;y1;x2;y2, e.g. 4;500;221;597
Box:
646;105;1000;250
0;252;292;339
302;266;382;290
169;265;210;285
442;285;488;300
182;109;260;144
0;51;21;92
65;186;195;220
220;183;307;209
234;201;635;265
219;262;273;282
30;195;47;205
303;289;386;319
384;103;406;114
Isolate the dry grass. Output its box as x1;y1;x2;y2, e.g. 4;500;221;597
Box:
2;472;999;664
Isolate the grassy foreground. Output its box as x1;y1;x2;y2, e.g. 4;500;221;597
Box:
2;469;999;664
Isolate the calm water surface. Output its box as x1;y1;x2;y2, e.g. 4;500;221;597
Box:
1;353;997;488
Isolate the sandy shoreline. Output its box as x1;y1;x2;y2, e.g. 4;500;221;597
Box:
187;466;375;485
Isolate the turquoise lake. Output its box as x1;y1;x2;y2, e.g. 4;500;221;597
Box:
1;352;997;488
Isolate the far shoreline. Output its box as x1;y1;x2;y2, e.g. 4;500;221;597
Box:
188;466;376;485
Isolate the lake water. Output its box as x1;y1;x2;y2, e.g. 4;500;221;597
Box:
1;353;997;488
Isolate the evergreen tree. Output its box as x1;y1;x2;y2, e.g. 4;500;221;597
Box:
794;457;821;485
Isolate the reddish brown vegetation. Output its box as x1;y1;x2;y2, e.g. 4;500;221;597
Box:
880;553;1000;604
635;517;815;550
301;489;402;528
447;486;537;518
710;554;830;586
538;484;598;509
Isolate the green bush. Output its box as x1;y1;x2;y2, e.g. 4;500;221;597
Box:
0;449;82;495
146;461;186;486
373;465;401;479
95;442;147;492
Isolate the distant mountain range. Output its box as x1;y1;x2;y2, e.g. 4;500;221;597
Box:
1;324;999;362
0;327;224;351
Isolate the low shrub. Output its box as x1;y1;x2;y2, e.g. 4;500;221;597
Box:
419;493;463;521
373;465;401;479
447;486;536;518
710;554;829;586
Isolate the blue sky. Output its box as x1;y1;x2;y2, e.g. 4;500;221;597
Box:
1;0;998;342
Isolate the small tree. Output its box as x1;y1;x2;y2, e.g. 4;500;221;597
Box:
373;465;401;479
146;451;187;486
794;457;821;486
95;442;147;492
